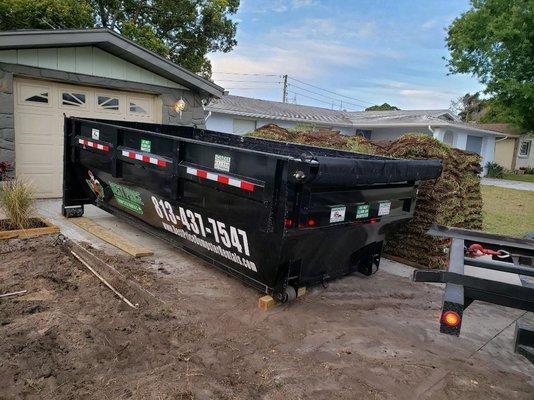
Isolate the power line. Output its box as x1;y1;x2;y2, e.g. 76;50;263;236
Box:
288;90;358;111
287;83;365;109
287;76;375;105
213;71;280;77
225;87;279;90
215;79;281;84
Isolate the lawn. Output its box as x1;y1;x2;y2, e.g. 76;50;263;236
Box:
482;185;534;238
501;172;534;183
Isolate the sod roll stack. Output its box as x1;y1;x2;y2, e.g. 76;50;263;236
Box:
250;125;482;269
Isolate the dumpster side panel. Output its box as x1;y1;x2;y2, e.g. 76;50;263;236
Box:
66;118;289;292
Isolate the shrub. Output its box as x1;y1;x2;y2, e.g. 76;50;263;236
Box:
0;178;35;229
524;167;534;175
486;162;504;178
0;161;11;181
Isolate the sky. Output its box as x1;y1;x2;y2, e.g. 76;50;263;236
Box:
208;0;484;111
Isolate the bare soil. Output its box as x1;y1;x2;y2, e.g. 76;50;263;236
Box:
0;218;47;231
0;235;532;400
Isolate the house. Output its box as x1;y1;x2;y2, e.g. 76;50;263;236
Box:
205;95;505;172
0;29;224;197
479;124;533;170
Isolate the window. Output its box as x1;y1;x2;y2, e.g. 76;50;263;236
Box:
466;135;483;155
97;96;119;110
519;140;531;157
62;92;86;107
129;102;147;114
443;131;454;145
25;92;48;104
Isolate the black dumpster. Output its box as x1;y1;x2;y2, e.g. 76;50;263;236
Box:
63;117;442;301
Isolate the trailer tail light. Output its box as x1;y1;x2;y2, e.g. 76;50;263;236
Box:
284;218;293;229
368;218;378;224
307;218;317;227
442;311;461;328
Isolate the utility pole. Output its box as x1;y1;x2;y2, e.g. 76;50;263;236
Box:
282;74;288;103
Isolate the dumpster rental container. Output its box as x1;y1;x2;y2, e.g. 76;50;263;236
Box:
63;117;442;302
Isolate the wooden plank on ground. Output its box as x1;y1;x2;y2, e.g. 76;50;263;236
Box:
70;217;153;258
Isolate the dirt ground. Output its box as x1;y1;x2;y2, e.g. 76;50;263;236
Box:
1;235;533;400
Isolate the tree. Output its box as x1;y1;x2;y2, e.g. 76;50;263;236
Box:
450;92;487;122
0;0;240;77
0;0;93;31
365;103;400;111
446;0;534;132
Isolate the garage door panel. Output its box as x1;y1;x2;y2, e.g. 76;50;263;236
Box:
15;113;60;139
14;77;157;198
16;143;58;165
19;172;60;198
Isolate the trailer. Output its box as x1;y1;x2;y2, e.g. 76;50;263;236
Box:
63;117;442;302
413;225;534;363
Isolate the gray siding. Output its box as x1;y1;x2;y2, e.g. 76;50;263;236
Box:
0;47;186;89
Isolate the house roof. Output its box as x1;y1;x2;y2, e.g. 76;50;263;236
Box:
207;95;504;135
206;95;355;127
476;123;520;137
0;29;224;97
345;109;459;125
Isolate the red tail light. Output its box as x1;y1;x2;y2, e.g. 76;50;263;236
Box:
307;218;317;227
284;218;293;228
368;218;378;224
442;311;461;328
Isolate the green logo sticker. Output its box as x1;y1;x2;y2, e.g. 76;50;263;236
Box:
356;203;370;219
140;139;151;153
109;182;144;215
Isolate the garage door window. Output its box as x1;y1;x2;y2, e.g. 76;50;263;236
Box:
97;96;119;111
62;92;86;107
129;101;147;114
25;92;48;104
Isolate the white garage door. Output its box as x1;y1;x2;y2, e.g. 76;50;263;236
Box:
14;77;160;198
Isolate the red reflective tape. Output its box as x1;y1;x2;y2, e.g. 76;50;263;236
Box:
240;181;254;192
157;159;166;167
197;169;208;179
102;145;110;152
142;155;150;163
217;175;229;185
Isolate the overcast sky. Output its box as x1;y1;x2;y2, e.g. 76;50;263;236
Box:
208;0;483;111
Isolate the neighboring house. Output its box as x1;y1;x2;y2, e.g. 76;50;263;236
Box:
479;124;534;170
206;95;505;172
0;29;223;198
206;94;355;135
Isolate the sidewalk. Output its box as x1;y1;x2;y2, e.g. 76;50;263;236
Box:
481;177;534;192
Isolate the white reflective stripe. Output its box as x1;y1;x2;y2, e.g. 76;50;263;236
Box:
135;153;143;161
228;178;241;188
122;150;129;157
206;172;218;181
78;139;84;144
87;141;94;147
149;157;158;165
186;167;197;175
97;144;104;150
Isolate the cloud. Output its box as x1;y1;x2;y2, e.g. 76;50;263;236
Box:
245;0;319;14
292;0;319;8
421;19;437;30
274;18;378;41
211;40;372;80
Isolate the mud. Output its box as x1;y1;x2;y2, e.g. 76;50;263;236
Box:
1;236;532;399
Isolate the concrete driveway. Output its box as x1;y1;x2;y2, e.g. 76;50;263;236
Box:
482;177;534;191
33;199;534;398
